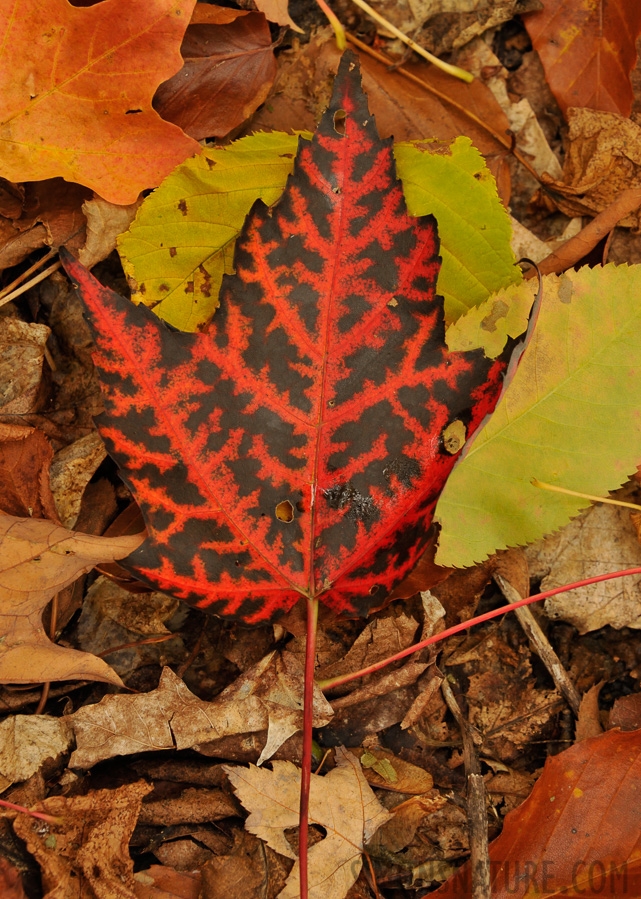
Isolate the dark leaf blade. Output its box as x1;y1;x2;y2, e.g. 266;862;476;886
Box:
61;53;512;623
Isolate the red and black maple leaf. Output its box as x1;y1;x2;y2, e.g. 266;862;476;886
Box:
61;53;518;624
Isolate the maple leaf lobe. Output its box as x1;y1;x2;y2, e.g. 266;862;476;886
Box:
61;52;511;623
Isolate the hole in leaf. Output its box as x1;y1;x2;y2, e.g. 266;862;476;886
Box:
369;585;379;595
328;399;335;407
235;560;240;567
296;500;305;513
333;109;346;134
125;109;142;115
275;500;294;523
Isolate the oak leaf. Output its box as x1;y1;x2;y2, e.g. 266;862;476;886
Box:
0;513;144;686
0;0;200;204
224;746;391;899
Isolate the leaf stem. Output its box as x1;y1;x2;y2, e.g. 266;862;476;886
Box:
531;478;641;511
313;0;346;49
300;596;319;899
318;567;641;690
349;0;473;82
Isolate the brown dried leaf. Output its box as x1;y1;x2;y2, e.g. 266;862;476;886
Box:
0;320;50;415
78;195;143;269
69;656;333;768
0;425;58;520
524;0;641;116
547;108;641;227
0;857;26;899
0;715;73;788
49;432;107;528
134;865;201;899
252;0;301;31
526;504;641;633
154;8;277;140
199;830;290;899
12;781;151;899
224;747;391;899
0;513;143;686
357;747;434;794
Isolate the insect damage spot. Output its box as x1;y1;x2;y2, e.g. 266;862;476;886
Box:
333;109;347;134
178;199;188;215
443;420;467;454
558;274;574;304
324;483;380;527
481;299;509;333
169;247;177;257
275;500;294;522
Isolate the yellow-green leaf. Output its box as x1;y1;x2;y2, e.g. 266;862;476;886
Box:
436;266;641;568
395;136;521;323
118;131;303;331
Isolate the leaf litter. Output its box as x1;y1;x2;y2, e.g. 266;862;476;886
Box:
2;3;641;898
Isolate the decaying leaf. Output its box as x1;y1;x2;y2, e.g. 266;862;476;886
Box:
224;746;391;899
49;432;107;528
68;657;333;769
12;781;152;899
0;0;199;203
436;266;641;567
526;503;641;633
0;513;143;685
548;108;641;228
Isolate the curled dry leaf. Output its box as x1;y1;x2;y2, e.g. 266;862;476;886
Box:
0;0;200;203
224;746;391;899
0;513;144;686
69;656;333;769
12;781;152;899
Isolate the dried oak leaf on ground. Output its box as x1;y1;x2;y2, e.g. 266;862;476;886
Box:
524;0;641;116
434;728;641;897
154;4;277;140
133;865;201;899
0;715;73;792
0;0;199;203
0;513;143;686
12;781;151;899
69;656;333;769
225;746;390;899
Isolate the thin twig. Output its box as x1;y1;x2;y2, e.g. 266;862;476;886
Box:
0;260;61;308
442;677;490;899
0;248;56;302
494;573;581;716
318;567;641;690
345;32;542;183
348;0;472;82
526;187;641;277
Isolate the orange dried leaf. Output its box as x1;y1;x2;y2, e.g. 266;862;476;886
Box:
525;0;641;117
0;0;200;204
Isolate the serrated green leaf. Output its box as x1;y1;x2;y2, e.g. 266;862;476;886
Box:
435;266;641;568
394;137;522;323
119;132;519;331
118;131;303;331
